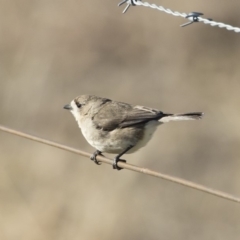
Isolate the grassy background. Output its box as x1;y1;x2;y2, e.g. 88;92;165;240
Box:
0;0;240;239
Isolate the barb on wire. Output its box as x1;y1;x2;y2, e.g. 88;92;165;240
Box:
118;0;141;13
1;124;240;204
118;0;240;33
181;12;204;27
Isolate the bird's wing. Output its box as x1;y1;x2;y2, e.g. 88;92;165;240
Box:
92;102;164;131
119;105;164;128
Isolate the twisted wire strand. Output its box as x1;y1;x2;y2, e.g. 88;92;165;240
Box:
126;0;240;33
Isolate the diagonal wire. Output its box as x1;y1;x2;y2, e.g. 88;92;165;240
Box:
119;0;240;33
0;124;240;204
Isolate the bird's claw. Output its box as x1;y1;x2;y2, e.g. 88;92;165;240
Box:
90;150;102;165
113;158;126;170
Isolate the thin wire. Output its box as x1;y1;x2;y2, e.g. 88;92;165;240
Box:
126;0;240;33
1;124;240;204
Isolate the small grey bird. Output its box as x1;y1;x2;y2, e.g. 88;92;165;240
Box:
64;95;203;170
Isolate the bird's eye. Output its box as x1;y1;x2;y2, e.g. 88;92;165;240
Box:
76;102;82;108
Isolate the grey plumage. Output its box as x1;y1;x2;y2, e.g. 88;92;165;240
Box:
64;95;203;170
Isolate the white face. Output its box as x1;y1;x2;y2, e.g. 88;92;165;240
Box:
70;100;81;123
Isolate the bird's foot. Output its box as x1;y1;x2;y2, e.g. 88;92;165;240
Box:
90;150;102;165
113;157;126;171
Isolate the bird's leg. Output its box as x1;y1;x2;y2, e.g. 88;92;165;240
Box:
113;145;133;170
90;150;103;165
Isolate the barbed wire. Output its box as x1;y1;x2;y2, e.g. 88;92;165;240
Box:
1;124;240;203
118;0;240;33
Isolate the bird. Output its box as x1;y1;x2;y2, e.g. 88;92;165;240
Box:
64;95;203;170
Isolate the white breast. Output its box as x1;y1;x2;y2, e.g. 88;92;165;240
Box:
129;120;160;153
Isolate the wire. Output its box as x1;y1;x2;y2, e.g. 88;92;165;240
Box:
1;124;240;204
119;0;240;33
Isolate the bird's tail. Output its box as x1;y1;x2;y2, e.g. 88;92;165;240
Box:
159;112;203;123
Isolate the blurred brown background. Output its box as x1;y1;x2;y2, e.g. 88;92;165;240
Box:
1;0;240;239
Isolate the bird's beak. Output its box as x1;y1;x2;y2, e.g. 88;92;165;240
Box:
63;104;73;110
